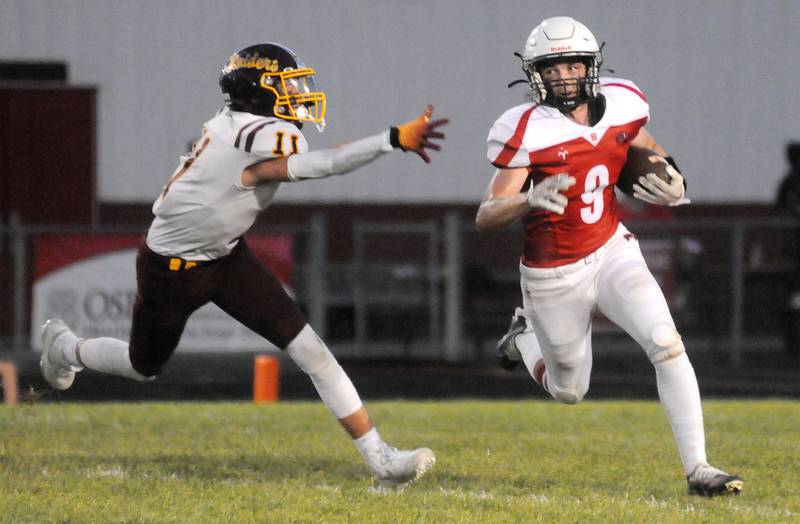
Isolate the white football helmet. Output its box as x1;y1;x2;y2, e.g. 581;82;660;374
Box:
521;16;603;111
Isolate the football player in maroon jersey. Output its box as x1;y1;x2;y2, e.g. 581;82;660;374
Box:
40;42;447;488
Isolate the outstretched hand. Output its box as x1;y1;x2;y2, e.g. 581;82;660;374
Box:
391;105;449;163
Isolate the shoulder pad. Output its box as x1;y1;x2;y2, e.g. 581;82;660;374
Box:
599;77;650;124
599;77;646;99
245;120;309;158
487;104;537;168
205;109;308;159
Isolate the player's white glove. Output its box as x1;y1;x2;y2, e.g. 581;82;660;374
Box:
632;159;691;206
527;173;576;214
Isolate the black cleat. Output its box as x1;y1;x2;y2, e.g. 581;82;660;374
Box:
497;313;527;370
686;463;743;497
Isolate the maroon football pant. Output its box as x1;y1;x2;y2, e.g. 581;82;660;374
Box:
128;240;307;376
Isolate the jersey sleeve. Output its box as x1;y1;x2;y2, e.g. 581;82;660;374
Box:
486;105;536;169
599;77;650;126
233;120;309;191
204;109;310;161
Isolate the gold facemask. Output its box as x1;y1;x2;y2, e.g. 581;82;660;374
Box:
260;68;326;130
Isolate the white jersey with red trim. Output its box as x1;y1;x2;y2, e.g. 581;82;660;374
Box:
147;108;308;260
486;77;649;267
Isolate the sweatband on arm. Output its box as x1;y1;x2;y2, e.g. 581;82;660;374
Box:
664;156;680;173
664;156;687;190
286;130;394;181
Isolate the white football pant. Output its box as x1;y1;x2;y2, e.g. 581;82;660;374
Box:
519;223;706;473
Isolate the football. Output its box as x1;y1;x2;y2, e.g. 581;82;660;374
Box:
616;146;672;196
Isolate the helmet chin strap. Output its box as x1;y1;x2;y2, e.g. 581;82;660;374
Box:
543;76;593;113
547;93;589;113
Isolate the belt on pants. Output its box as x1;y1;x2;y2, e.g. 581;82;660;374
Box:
148;250;217;272
167;257;207;271
521;224;631;279
581;244;608;265
521;244;610;280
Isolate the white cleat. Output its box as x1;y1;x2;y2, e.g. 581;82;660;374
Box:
686;463;743;497
40;319;80;390
367;444;436;489
497;312;526;371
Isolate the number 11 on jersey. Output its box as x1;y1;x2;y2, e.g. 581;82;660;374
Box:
273;131;299;156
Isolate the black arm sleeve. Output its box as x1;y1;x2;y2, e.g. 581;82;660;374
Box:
664;156;687;190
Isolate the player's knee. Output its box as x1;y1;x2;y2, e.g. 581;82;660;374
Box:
285;324;334;376
130;369;157;382
129;357;160;381
548;348;585;372
647;323;685;364
548;380;588;405
128;338;171;380
550;387;585;405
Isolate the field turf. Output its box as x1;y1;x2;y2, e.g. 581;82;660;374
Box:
1;400;797;523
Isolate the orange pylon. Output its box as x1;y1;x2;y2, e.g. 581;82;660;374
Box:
253;355;279;403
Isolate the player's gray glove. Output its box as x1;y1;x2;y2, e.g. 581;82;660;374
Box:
527;173;576;214
632;159;690;206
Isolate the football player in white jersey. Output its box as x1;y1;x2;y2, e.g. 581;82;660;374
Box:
40;43;447;488
476;17;742;497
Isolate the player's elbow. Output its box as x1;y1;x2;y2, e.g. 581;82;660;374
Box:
475;215;515;233
475;217;498;233
474;215;491;233
474;206;504;233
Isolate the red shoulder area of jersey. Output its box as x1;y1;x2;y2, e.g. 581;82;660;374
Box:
491;104;538;168
488;79;648;170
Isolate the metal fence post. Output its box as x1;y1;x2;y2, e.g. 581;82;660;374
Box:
729;222;745;366
307;212;327;340
352;222;366;355
428;222;442;349
443;213;464;362
10;212;27;350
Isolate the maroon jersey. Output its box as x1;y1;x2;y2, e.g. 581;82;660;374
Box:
487;78;649;267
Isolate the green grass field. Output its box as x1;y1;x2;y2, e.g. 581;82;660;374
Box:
1;400;798;523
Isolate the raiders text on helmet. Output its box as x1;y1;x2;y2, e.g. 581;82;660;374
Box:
520;16;603;112
219;43;326;130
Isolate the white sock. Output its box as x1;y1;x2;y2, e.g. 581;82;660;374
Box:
286;325;363;419
353;427;383;456
77;338;154;382
60;332;83;370
517;331;545;383
654;351;707;474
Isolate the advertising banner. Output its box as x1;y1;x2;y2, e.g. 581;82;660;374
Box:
31;235;293;352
